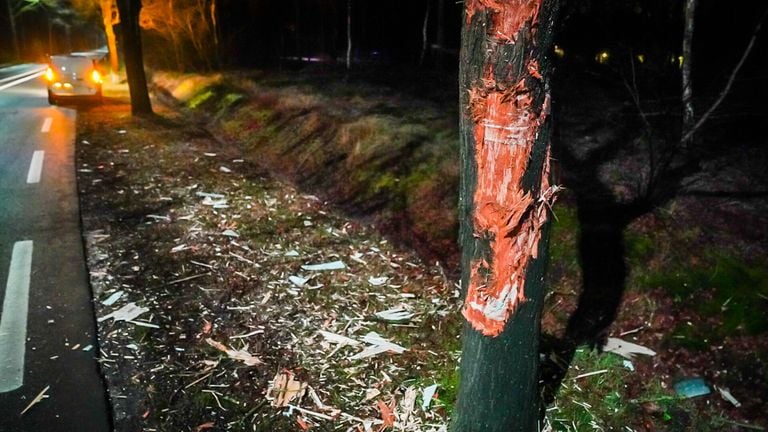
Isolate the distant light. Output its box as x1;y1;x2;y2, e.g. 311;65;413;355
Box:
554;45;565;58
91;69;103;84
596;50;610;64
678;55;684;68
45;67;54;81
636;54;645;64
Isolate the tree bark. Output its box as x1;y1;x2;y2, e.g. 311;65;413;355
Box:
116;0;152;115
453;1;560;431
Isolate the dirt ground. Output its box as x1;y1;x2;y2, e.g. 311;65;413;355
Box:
76;100;458;431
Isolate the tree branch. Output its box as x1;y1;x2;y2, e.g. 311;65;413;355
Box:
681;8;768;143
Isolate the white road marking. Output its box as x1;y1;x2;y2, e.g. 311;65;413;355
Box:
41;117;52;133
26;151;45;184
0;240;34;393
0;70;45;92
0;66;46;85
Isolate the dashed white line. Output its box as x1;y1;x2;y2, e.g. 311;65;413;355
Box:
0;240;34;393
26;151;45;184
41;117;53;133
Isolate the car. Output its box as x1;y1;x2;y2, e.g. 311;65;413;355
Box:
45;54;104;105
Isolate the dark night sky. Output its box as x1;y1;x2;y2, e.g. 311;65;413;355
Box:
0;0;765;94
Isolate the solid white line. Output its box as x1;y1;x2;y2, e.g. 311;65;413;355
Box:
0;70;45;92
0;240;34;393
41;117;52;133
27;151;45;184
0;66;46;85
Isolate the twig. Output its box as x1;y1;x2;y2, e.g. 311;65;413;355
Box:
571;369;609;380
21;385;50;415
165;273;210;286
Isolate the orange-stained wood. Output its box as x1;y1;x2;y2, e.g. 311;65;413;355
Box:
461;0;557;337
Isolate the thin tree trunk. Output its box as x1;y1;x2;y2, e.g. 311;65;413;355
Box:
453;1;560;430
345;0;351;70
100;0;120;79
681;0;696;148
7;0;20;59
116;0;152;115
210;0;220;68
419;0;430;66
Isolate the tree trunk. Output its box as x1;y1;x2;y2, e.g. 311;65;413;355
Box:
7;0;20;59
453;1;560;431
345;0;352;70
100;0;120;79
116;0;152;115
681;0;696;149
419;0;430;66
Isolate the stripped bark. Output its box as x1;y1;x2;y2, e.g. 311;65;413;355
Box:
454;0;560;430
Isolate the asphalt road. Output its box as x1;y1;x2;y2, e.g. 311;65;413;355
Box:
0;64;110;431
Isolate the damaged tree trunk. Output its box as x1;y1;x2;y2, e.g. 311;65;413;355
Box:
116;0;152;115
453;1;560;431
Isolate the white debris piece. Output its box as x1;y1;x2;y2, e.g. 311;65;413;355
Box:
284;250;300;257
368;276;388;286
219;166;232;173
205;338;262;366
289;275;309;287
374;308;414;323
603;337;656;359
421;384;438;410
222;229;240;237
101;290;123;306
716;386;741;407
398;386;417;426
622;360;635;371
349;332;407;360
350;252;367;265
170;244;190;253
301;260;346;271
317;330;360;346
98;302;149;323
201;196;228;207
196;191;225;199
